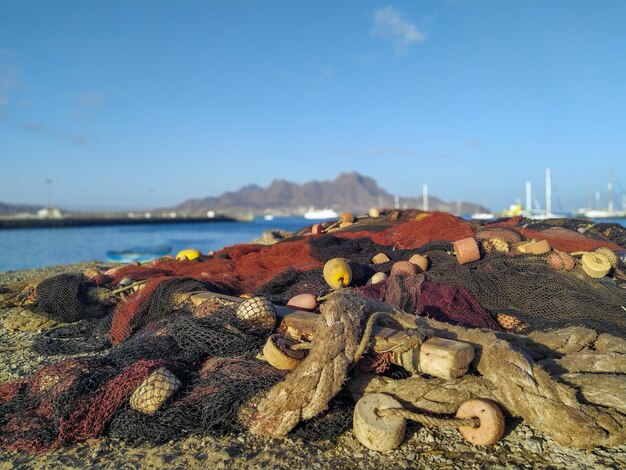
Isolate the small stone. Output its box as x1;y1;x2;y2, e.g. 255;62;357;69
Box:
527;437;543;454
406;452;417;461
424;434;435;444
353;452;364;459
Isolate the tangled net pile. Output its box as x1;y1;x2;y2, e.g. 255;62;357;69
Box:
1;210;625;453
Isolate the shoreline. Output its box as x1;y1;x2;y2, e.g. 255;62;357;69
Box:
0;216;241;230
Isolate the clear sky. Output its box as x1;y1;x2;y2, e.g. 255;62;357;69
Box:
1;0;624;213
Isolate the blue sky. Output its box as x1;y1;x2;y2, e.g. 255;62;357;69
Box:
1;0;624;213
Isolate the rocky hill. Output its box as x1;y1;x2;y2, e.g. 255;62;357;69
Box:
173;172;487;215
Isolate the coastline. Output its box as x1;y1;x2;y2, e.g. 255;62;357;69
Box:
0;262;624;469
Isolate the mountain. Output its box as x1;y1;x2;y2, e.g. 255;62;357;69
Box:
173;172;487;215
0;202;44;216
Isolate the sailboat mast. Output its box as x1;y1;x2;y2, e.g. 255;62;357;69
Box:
422;184;428;211
608;170;614;213
525;181;532;214
545;168;552;216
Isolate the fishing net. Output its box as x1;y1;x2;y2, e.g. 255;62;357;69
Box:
1;211;625;454
32;274;93;323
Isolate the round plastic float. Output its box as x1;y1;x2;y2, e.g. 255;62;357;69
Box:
263;334;306;371
455;399;505;445
453;238;481;264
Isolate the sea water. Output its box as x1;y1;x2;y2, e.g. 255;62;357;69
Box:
0;217;311;272
0;217;624;272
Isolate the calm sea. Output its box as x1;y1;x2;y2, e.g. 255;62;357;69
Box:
0;216;624;272
0;217;311;272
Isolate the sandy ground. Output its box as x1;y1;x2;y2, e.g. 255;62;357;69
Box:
0;262;625;469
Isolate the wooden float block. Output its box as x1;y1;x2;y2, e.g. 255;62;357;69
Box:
418;337;474;379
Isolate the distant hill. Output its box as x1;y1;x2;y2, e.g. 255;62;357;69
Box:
173;172;487;215
0;202;44;216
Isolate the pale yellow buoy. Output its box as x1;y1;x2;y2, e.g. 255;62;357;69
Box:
323;258;352;288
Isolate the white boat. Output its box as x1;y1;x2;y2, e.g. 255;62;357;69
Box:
263;214;275;221
576;209;626;219
471;212;495;220
304;208;338;220
575;176;626;219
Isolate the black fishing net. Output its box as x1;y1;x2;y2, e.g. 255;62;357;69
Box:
593;222;626;247
423;250;626;337
108;358;285;445
31;316;112;356
32;274;93;322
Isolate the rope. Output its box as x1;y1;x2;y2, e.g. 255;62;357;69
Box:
354;311;389;362
377;407;479;429
247;290;363;438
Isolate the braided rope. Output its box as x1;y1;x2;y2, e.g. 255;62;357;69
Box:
377;407;479;429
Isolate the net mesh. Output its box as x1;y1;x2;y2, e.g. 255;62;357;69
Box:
1;212;625;453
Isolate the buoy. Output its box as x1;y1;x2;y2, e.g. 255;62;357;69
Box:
323;258;353;288
175;249;201;261
372;252;391;264
369;208;380;218
353;393;406;452
340;212;355;224
480;238;510;254
367;272;388;285
390;261;418;277
312;224;324;235
262;334;306;370
580;252;612;278
408;254;429;272
129;367;182;415
236;296;276;331
287;293;319;311
594;247;618;269
353;395;505;451
455;399;505;445
547;251;575;271
453;238;481;265
516;240;550;255
495;313;528;332
475;227;522;244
